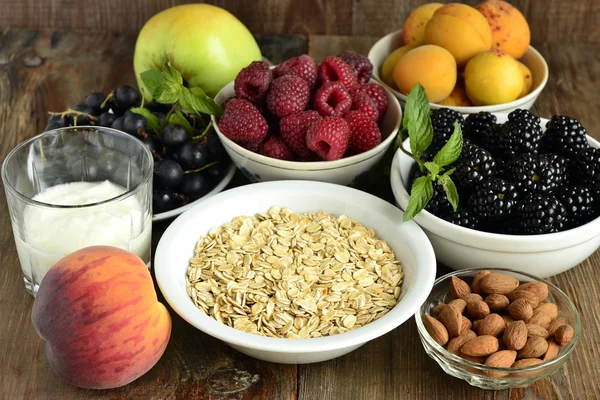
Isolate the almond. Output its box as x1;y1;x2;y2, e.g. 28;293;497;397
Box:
423;314;449;346
459;353;485;364
447;329;477;355
477;313;506;337
503;321;528;351
471;270;490;294
472;319;481;332
450;276;471;299
528;312;552;329
461;335;499;357
543;339;560;361
480;273;520;295
440;303;463;338
461;293;484;303
518;335;549;358
511;358;544;377
485;293;510;312
461;316;473;335
467;300;490;319
501;315;515;326
508;298;533;321
515;282;549;302
555;324;575;346
547;317;567;337
526;323;550;339
448;298;467;314
484;350;517;377
432;304;446;317
533;303;558;320
507;290;540;309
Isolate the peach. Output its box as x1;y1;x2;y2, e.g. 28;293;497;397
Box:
393;45;457;102
425;3;492;67
438;81;473;106
402;3;444;46
476;0;531;59
380;45;414;88
516;61;533;98
464;49;523;106
32;246;172;389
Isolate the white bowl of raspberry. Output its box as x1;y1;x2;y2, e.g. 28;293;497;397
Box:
390;111;600;277
368;29;549;115
210;55;402;185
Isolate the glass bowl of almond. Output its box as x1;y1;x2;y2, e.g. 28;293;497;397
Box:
415;268;580;390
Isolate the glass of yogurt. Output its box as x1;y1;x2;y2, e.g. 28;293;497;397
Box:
2;126;153;296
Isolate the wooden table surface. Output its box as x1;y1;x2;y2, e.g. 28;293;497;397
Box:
1;29;599;400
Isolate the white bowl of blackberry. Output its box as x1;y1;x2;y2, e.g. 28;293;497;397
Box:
390;107;600;277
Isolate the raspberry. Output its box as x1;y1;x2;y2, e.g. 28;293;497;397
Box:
279;110;321;158
306;117;350;161
241;140;263;153
517;193;566;234
453;143;496;188
349;91;379;121
542;115;589;158
218;98;268;142
338;51;373;84
258;137;294;161
344;111;381;152
266;75;310;118
353;83;388;120
312;82;352;117
463;112;496;146
234;61;272;103
273;55;318;90
318;56;357;89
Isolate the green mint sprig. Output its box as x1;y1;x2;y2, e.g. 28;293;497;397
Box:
131;59;223;134
396;83;463;221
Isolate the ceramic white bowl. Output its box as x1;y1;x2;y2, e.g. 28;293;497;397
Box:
155;180;437;364
367;29;549;114
210;80;402;185
390;114;600;277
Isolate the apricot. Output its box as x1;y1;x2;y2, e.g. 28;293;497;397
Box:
425;3;492;67
381;45;414;88
464;49;523;106
402;3;444;46
393;45;457;102
516;61;533;98
32;246;172;389
476;0;530;59
438;81;473;106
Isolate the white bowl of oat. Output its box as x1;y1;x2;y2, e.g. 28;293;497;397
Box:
155;180;437;364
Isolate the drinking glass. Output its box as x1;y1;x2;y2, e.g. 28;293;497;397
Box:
2;126;153;295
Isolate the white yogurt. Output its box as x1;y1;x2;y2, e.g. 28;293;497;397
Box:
13;180;152;286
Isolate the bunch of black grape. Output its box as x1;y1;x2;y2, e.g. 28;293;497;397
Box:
45;85;230;214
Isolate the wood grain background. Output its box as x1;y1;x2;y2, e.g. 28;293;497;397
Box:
0;0;598;44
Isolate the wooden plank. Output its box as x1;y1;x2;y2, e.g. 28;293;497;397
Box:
0;29;297;400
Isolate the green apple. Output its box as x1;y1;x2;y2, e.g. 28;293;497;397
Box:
133;4;262;99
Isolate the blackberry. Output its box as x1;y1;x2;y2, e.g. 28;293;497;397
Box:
453;143;496;188
441;207;480;229
556;186;595;229
463;112;496;146
542;115;589;158
420;181;478;229
497;112;543;155
502;153;568;193
576;148;600;187
509;109;540;125
429;108;464;155
517;193;566;234
468;178;519;220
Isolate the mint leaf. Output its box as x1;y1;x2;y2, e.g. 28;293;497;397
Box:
163;60;183;86
403;175;434;221
433;122;463;167
130;107;161;134
140;70;165;98
180;87;223;116
403;84;433;155
167;110;193;133
442;167;456;177
154;82;181;104
423;161;441;178
439;177;459;211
